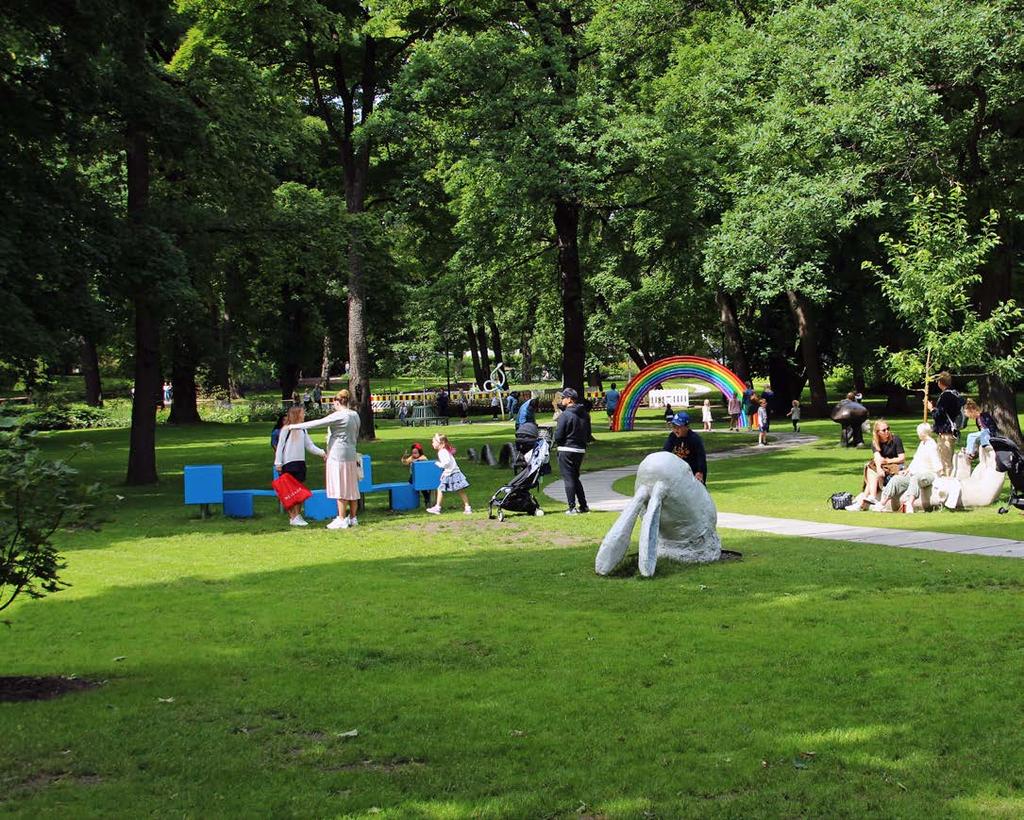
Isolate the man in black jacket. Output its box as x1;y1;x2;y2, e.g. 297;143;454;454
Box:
553;388;591;514
928;371;961;476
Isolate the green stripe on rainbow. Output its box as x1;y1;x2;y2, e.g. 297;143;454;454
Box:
611;356;748;432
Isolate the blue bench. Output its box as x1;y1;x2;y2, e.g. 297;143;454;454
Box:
183;457;441;519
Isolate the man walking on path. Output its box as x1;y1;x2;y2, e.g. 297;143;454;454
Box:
663;411;708;484
928;371;962;476
554;388;591;514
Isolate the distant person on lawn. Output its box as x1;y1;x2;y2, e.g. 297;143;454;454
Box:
927;372;962;476
604;383;620;427
663;411;707;484
402;442;432;508
849;420;905;510
274;404;326;527
284;389;361;530
727;393;741;431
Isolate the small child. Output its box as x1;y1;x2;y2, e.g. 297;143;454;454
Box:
701;399;713;432
426;433;472;514
663;403;674;425
786;399;801;432
757;398;769;446
963;398;998;458
402;442;432;508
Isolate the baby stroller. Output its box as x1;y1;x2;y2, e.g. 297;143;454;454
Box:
990;435;1024;512
489;431;550;522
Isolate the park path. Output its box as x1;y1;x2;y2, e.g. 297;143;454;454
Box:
542;432;1024;559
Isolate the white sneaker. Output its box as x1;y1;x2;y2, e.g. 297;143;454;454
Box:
425;506;441;515
348;516;359;526
326;516;349;529
463;506;473;515
290;516;309;527
869;503;887;513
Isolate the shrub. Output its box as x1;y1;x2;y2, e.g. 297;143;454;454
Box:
0;420;101;616
17;404;121;432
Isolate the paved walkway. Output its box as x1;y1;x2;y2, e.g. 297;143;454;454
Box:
543;433;1024;559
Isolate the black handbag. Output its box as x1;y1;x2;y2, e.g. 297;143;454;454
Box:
829;492;853;510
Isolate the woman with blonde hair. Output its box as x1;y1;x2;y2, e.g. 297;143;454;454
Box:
849;420;906;510
274;404;326;526
283;389;361;529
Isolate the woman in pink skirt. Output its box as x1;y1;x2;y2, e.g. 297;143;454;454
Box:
283;389;362;529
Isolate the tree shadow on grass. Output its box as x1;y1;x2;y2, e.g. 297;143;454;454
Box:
4;538;1024;816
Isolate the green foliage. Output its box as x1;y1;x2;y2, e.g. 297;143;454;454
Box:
0;425;100;614
865;186;1023;393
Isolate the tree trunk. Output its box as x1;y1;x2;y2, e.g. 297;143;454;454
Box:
881;382;911;416
974;222;1023;445
475;316;492;382
852;362;866;396
167;345;201;424
555;200;585;394
626;346;648;372
320;334;332;388
519;329;533;383
125;115;160;486
79;336;103;407
786;290;829;417
466;323;484;387
346;240;375;439
279;282;304;402
487;305;504;374
716;291;750;382
587;371;603;390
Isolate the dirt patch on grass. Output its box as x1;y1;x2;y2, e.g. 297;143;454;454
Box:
0;676;99;702
5;771;103;796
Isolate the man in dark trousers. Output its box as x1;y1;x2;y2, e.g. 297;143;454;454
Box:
553;388;591;514
663;411;708;484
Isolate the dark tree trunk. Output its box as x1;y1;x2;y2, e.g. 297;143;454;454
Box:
466;323;484;387
279;282;304;402
519;329;533;384
554;200;585;395
626;346;649;371
487;306;504;374
767;353;804;411
852;362;867;395
168;339;201;424
716;291;750;382
211;304;232;395
587;371;603;390
881;382;911;415
786;290;829;417
475;316;492;382
79;336;103;407
320;334;332;388
125;114;160;486
974;223;1023;446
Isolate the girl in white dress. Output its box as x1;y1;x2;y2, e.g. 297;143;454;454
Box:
274;404;326;526
701;399;713;432
284;389;361;529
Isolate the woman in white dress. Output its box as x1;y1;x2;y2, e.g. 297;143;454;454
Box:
284;389;362;529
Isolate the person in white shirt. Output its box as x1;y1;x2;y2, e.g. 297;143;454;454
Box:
274;405;326;526
426;433;472;514
284;389;362;530
874;423;943;513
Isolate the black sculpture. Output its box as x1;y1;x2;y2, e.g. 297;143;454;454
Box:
831;396;869;447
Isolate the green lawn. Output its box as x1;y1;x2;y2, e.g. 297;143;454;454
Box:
2;417;1024;817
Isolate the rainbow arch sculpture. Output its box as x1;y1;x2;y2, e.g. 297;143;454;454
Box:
611;356;747;432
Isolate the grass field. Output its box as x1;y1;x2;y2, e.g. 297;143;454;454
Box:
2;412;1024;817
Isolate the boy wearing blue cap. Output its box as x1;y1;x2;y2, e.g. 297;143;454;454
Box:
663;411;707;484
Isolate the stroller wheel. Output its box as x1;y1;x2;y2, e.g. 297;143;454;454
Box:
498;509;505;522
535;508;545;516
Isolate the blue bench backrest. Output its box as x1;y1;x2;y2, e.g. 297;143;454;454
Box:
184;464;224;504
357;454;374;492
411;460;442;490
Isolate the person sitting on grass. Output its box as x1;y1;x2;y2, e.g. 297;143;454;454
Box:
663;411;707;485
963;398;999;459
873;422;942;514
274;404;326;527
426;433;472;515
402;442;432;508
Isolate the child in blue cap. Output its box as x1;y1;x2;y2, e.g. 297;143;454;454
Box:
663;411;708;484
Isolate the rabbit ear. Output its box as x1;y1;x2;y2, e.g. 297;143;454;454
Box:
638;482;666;577
595;484;651;575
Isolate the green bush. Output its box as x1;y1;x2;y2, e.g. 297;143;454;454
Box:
17;404;123;432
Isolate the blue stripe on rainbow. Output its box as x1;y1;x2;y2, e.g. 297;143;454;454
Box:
611;356;747;431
